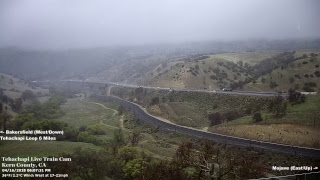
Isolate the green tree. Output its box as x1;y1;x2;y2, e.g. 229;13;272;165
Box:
128;130;142;146
13;98;23;113
288;88;306;105
268;95;287;117
123;158;147;179
0;111;12;131
118;146;140;163
21;90;36;101
107;128;126;155
72;147;110;180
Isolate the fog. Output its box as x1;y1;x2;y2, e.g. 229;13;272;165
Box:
0;0;319;50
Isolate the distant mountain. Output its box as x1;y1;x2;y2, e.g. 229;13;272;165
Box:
0;39;319;82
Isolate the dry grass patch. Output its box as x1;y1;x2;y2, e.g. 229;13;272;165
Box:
209;124;320;148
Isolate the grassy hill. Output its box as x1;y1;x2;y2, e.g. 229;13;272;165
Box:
140;51;320;92
0;73;50;115
245;51;320;92
140;51;279;89
0;73;49;99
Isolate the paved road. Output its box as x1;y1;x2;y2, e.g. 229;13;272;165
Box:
34;79;288;97
93;94;320;158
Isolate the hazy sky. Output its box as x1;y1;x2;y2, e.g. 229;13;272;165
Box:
0;0;319;49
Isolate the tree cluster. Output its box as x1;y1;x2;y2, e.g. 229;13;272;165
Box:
46;139;267;180
267;95;287;118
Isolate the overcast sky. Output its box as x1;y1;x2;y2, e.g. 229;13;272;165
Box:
0;0;319;49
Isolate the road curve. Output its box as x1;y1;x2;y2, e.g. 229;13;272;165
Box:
92;94;320;158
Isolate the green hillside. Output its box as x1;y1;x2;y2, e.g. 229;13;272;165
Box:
245;51;320;92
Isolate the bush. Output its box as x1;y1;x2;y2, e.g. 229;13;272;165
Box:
252;112;263;122
21;90;36;101
22;119;67;131
79;125;87;132
208;112;223;126
63;127;80;141
223;111;241;121
302;86;315;92
191;72;197;76
288;89;306;105
294;74;300;78
269;81;278;88
304;82;317;87
86;124;106;135
210;75;217;80
150;97;159;106
77;132;101;145
289;77;295;83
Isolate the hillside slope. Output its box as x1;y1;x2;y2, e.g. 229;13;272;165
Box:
140;51;280;89
139;51;320;92
245;51;320;92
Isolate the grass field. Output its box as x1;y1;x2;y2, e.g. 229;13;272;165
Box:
209;124;320;148
148;102;208;128
56;98;118;128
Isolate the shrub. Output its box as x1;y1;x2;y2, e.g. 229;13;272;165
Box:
269;81;278;88
252;112;263;122
150;97;159;105
210;75;217;80
223;111;240;121
86;124;106;135
289;77;295;83
208;112;223;126
288;88;306;105
304;82;317;87
294;74;300;78
302;86;315;92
